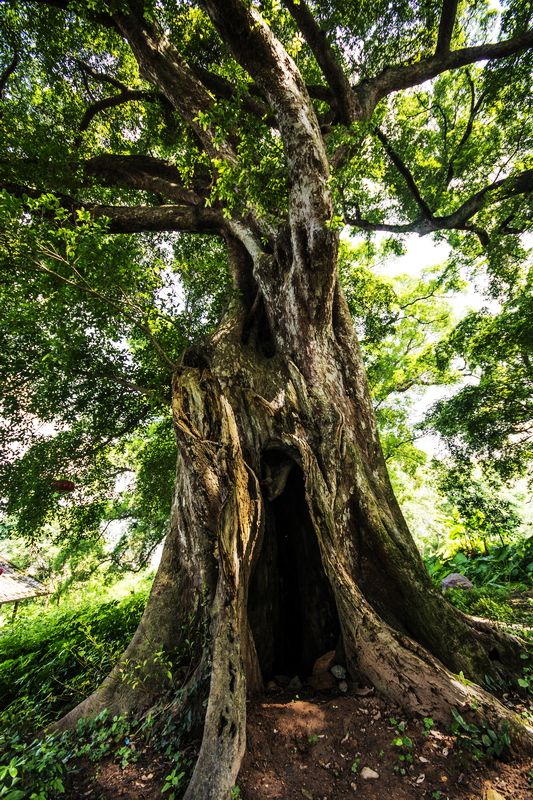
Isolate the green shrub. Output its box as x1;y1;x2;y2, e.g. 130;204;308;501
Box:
425;538;533;587
0;589;148;733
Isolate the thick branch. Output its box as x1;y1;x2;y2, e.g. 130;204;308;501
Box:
0;152;210;206
201;0;331;223
0;51;20;100
436;0;459;54
356;28;533;118
88;204;224;235
442;168;533;227
282;0;359;123
83;154;208;205
0;178;224;235
112;6;235;161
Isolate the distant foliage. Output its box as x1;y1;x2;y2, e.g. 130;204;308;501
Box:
426;538;533;589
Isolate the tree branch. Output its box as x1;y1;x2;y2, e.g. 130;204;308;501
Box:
112;5;235;161
356;28;533;118
345;168;533;239
0;50;20;100
201;0;334;276
87;204;224;235
75;59;129;93
83;154;209;205
444;73;485;186
374;127;433;219
77;90;162;135
436;0;459;54
0;177;224;235
282;0;359;122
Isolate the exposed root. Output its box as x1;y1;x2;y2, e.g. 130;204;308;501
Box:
333;568;533;755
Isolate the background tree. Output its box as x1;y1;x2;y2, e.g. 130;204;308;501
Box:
1;0;532;796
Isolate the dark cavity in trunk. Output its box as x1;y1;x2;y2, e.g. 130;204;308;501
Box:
248;456;340;680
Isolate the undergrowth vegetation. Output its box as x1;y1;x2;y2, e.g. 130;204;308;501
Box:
0;542;530;799
0;587;149;734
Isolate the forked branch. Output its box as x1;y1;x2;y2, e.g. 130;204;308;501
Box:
345;167;533;240
355;28;533;118
282;0;359;122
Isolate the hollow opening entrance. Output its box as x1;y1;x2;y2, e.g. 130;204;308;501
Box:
247;454;341;681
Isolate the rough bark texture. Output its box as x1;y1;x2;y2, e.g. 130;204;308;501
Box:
56;278;532;796
41;1;533;797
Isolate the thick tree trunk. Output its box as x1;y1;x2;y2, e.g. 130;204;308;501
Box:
56;268;531;795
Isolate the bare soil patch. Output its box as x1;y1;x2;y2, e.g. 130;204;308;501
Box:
239;688;532;800
65;687;531;799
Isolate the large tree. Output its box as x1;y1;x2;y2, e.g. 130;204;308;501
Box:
1;0;532;795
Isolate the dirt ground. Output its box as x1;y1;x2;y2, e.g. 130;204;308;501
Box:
67;684;532;800
239;688;532;800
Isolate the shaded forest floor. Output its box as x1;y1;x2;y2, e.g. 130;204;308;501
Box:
67;683;532;800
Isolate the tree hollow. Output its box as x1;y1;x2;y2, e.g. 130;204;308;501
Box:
248;454;340;681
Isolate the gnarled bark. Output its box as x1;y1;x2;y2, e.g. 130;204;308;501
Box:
55;286;532;797
44;3;532;797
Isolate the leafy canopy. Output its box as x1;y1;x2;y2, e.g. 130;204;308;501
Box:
0;0;531;571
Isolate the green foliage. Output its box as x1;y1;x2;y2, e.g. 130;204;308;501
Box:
389;718;414;775
350;756;361;773
427;269;533;478
339;240;459;478
433;461;523;553
0;588;148;732
450;708;511;761
447;588;518;624
0;587;205;798
161;752;193;800
0;710;150;800
426;538;533;588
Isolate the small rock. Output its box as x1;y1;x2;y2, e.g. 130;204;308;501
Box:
416;774;425;784
312;650;335;674
301;789;314;800
418;756;429;763
331;664;347;680
265;680;278;691
274;674;290;686
339;680;348;693
360;767;379;780
441;573;473;591
288;675;302;690
485;790;506;800
350;781;357;791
